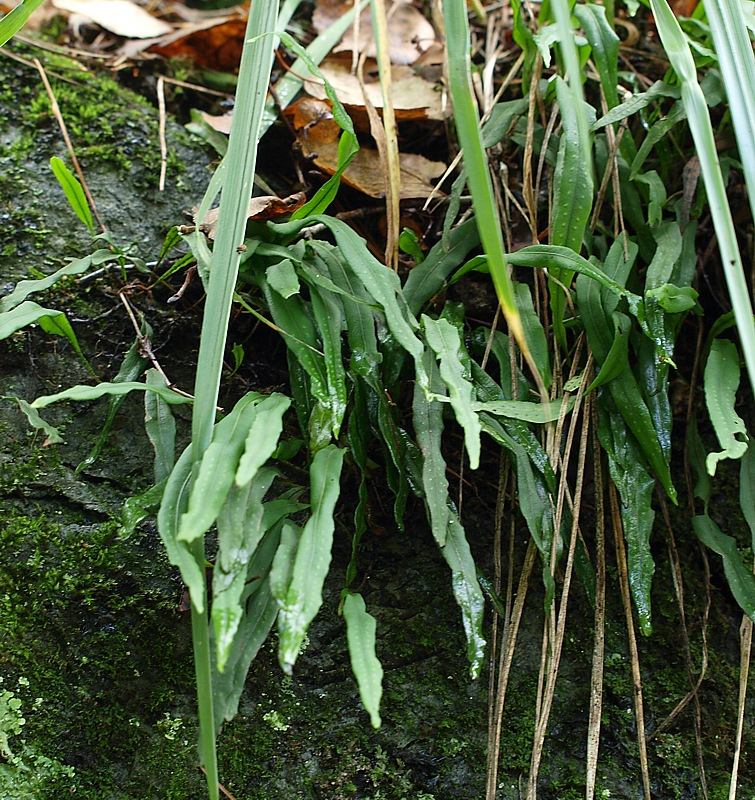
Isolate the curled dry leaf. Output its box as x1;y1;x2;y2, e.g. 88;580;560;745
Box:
291;97;445;199
51;0;172;38
303;55;447;121
313;0;438;65
190;192;307;240
149;17;246;71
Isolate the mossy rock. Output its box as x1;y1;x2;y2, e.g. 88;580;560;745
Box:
0;42;213;277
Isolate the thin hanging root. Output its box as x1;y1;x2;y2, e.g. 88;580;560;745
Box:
485;537;538;800
610;483;652;800
730;615;752;800
526;388;591;800
586;400;606;800
653;495;709;799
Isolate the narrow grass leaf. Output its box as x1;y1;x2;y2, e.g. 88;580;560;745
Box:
0;0;46;45
514;281;552;388
423;316;481;469
343;592;383;728
50;157;93;234
276;445;345;671
442;0;531;366
704;338;748;476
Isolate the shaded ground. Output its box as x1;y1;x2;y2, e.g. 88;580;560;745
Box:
1;36;754;800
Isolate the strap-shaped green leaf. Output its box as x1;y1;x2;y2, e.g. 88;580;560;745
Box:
273;215;429;391
413;350;451;547
574;4;620;110
343;592;383;728
423;315;481;470
178;393;263;542
157;444;207;613
0;252;112;313
212;525;283;727
275;444;345;671
693;514;755;622
442;517;486;678
32;378;193;409
704;338;749;476
235;393;291;486
550;76;595;343
597;400;657;635
144;369;177;484
213;467;279;672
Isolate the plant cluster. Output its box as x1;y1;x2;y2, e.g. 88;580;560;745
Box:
2;0;755;797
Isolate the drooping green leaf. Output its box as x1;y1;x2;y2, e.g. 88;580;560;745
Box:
306;244;382;383
442;517;486;678
2;396;63;443
275;445;345;671
235;393;290;486
77;335;150;473
423;316;481;469
144;369;176;484
157;444;207;613
598;401;656;635
693;514;755;621
121;479;167;538
32;379;192;409
50;157;94;233
343;592;383;728
309;280;348;440
0;252;113;313
591;81;680;132
178;392;263;542
266;259;300;298
212;525;283;727
704;338;748;476
473;396;575;423
213;467;279;672
413;350;451;547
273;215;428;391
